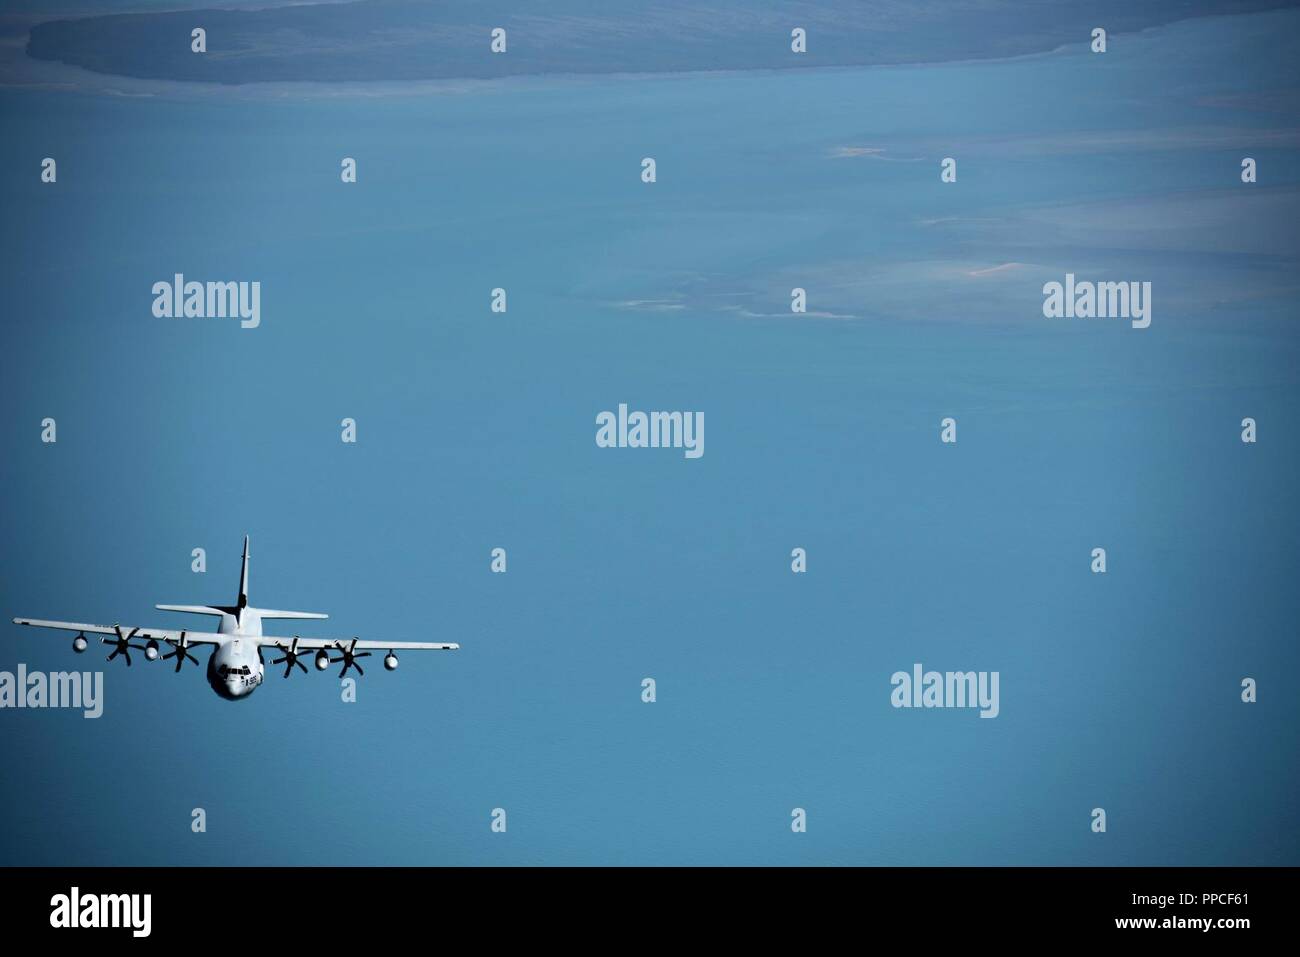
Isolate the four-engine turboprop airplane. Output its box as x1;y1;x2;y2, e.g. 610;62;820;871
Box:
11;536;458;700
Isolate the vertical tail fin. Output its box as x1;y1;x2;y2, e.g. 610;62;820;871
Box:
238;535;250;609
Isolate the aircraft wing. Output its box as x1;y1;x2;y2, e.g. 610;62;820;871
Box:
12;617;223;645
257;635;459;651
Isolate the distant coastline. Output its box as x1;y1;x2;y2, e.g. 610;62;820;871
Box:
23;0;1299;86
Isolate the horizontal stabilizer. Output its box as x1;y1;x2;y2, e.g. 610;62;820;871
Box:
156;604;227;616
254;609;329;620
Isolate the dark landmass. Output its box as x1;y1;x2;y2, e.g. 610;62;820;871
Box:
25;0;1300;85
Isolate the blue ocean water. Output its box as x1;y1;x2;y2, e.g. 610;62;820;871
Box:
1;10;1297;865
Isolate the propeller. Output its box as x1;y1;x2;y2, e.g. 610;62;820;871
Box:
103;625;145;666
271;637;309;678
161;632;199;673
329;638;371;678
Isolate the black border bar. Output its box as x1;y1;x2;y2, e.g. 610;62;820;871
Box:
0;866;1285;942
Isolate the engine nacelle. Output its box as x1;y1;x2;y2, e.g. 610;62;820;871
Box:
314;650;330;671
72;635;88;654
384;653;398;671
144;639;161;661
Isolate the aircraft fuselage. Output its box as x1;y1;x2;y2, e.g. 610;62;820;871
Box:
206;614;266;700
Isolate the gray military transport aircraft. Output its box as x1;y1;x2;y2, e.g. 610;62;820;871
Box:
13;536;458;699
